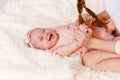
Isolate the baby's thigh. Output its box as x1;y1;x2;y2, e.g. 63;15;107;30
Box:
82;50;120;67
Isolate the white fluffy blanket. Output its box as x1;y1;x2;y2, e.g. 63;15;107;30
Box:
0;0;120;80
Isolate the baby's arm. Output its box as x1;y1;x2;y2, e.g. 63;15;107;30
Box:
52;42;80;56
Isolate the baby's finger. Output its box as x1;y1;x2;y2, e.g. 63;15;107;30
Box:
79;24;86;32
79;24;89;33
75;30;86;43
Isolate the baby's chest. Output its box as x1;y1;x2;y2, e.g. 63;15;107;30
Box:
55;29;75;47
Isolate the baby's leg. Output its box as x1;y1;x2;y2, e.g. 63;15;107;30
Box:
82;50;120;67
92;58;120;72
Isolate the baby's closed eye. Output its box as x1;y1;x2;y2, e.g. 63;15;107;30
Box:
39;36;43;41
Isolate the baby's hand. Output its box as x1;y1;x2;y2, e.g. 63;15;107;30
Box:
79;24;92;33
74;24;92;47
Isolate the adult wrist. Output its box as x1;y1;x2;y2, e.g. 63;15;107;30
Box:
88;37;96;48
89;38;116;53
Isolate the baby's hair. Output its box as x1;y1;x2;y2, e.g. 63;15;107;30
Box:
77;0;108;27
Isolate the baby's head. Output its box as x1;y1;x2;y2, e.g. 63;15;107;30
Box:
25;28;59;50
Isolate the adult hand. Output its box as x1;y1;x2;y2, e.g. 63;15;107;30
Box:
74;24;93;47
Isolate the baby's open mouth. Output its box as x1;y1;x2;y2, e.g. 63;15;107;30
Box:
48;33;53;41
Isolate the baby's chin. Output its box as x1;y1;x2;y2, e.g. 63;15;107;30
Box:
44;44;57;50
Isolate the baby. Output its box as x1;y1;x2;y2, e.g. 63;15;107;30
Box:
25;22;93;56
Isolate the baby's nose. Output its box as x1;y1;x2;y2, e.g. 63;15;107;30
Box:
43;32;49;40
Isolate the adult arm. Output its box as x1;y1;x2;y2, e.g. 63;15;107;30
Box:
88;37;120;54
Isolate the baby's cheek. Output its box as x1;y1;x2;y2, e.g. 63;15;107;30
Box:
47;42;55;49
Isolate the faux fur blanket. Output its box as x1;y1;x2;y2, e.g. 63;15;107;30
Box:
0;0;120;80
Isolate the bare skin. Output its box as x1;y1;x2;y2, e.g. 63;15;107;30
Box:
82;50;120;72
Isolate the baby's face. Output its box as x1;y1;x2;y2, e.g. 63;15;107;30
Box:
30;28;59;49
82;14;96;26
